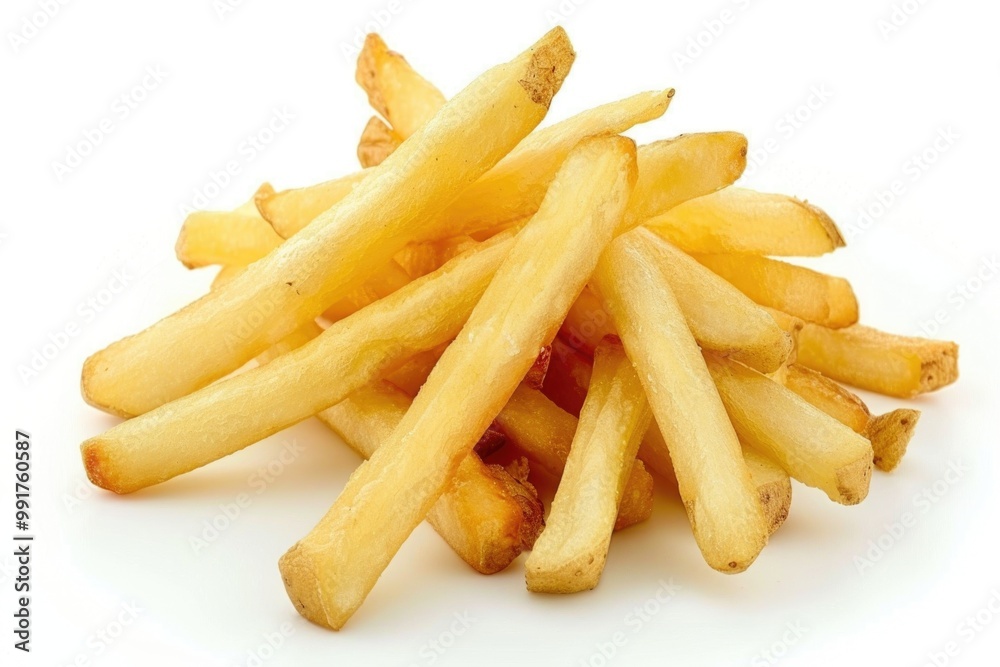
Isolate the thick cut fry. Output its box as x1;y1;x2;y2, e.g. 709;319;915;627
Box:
525;338;652;593
591;229;767;573
320;258;412;322
81;233;516;494
357;116;401;168
493;384;654;531
261;89;673;240
318;381;542;574
561;233;792;373
706;353;873;505
742;447;792;536
646;187;844;256
279;135;638;630
781;364;871;433
83;28;574;417
175;185;281;268
356;33;448;140
866;409;921;472
795;323;959;398
692;254;859;328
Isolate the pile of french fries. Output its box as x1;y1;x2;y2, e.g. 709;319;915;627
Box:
79;28;959;630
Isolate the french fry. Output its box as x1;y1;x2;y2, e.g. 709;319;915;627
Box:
81;232;518;494
525;337;652;593
82;28;575;417
279;135;639;630
692;253;859;328
260;89;674;240
492;384;655;531
541;336;592;417
781;363;871;433
357;116;401;168
866;409;921;472
320;258;413;322
762;307;804;364
318;380;543;574
175;185;281;268
795;322;959;398
590;228;768;573
562;230;792;374
646;187;844;256
705;353;874;505
356;33;448;140
742;447;793;536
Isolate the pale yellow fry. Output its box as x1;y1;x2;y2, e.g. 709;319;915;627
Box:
796;322;959;398
525;337;652;593
692;253;859;328
279;135;638;630
81;232;516;494
318;380;543;575
706;353;874;505
175;196;282;268
83;28;574;417
781;363;871;433
742;447;793;537
357;116;402;168
646;187;844;255
590;229;767;573
866;409;921;472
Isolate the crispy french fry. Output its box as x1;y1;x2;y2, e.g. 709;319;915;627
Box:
318;380;542;574
795;322;959;398
591;229;767;573
706;353;874;505
646;187;844;256
81;232;517;494
692;253;859;328
279;135;639;630
356;33;448;140
83;28;574;417
175;185;281;268
492;384;654;531
525;337;652;593
742;447;793;536
357;116;402;168
261;89;673;240
866;409;921;472
781;363;871;433
562;232;792;373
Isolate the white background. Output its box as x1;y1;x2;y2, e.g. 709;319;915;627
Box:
2;1;999;665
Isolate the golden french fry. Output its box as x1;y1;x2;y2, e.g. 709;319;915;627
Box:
591;228;767;573
175;185;281;268
356;33;448;140
318;380;542;574
781;363;871;433
357;116;402;168
866;409;921;472
742;447;793;537
279;135;639;630
692;253;859;328
525;337;652;593
561;232;792;374
706;353;873;505
493;384;654;531
795;322;959;398
646;187;844;256
81;232;517;494
762;307;804;364
82;28;574;417
320;258;413;322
